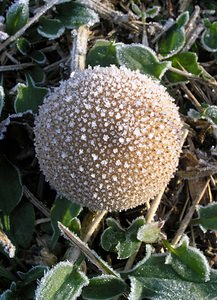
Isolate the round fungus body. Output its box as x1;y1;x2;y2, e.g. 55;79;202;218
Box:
34;66;183;211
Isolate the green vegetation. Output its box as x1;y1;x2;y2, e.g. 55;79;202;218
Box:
0;1;217;299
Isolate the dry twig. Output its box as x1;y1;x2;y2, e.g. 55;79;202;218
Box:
70;25;90;72
0;63;34;72
23;186;50;217
172;179;210;245
75;0;140;32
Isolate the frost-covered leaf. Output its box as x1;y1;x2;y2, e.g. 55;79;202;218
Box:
5;0;29;35
0;288;16;300
201;19;217;52
82;275;127;299
124;248;217;300
166;52;202;83
131;3;142;17
17;266;48;284
0;117;10;140
101;217;146;259
50;195;82;248
10;202;35;248
86;40;118;67
137;221;165;243
17;38;46;63
14;74;49;114
157;12;189;59
193;203;217;232
56;2;99;29
165;236;210;282
0;111;32;140
188;108;201;120
146;6;161;18
31;50;46;64
16;37;31;55
188;105;217;125
0;84;4;116
202;105;217;125
37;17;65;40
0;154;23;214
131;5;160;19
26;65;46;84
35;261;89;300
116;44;171;79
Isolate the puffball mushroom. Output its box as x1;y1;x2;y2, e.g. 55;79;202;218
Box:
34;66;183;211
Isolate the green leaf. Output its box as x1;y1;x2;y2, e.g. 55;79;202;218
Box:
101;217;146;259
10;202;35;248
124;248;217;300
0;289;16;300
26;65;46;84
56;2;99;29
37;17;65;40
35;261;89;300
146;6;161;18
176;12;189;27
165;236;210;282
157;12;189;59
202;105;217;125
201;20;217;52
17;266;48;285
82;275;127;300
116;44;171;79
166;52;202;83
131;3;142;17
193;203;217;232
50;195;82;248
0;154;23;214
5;0;29;35
137;221;164;243
16;37;31;55
14;74;49;114
31;50;46;64
86;40;118;67
0;84;4;116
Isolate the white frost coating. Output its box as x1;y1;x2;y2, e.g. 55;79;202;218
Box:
34;66;183;211
83;7;100;27
128;276;143;300
6;0;29;17
201;29;217;52
116;43;172;79
165;235;211;282
35;261;89;300
0;31;9;41
0;86;5;115
37;22;65;40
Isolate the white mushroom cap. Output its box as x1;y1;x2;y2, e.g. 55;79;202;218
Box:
34;66;183;211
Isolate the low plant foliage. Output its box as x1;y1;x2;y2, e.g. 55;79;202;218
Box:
0;0;217;299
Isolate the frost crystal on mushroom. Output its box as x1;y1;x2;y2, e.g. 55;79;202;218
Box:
34;66;183;211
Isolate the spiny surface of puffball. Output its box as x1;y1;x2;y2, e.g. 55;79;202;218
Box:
34;66;183;211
